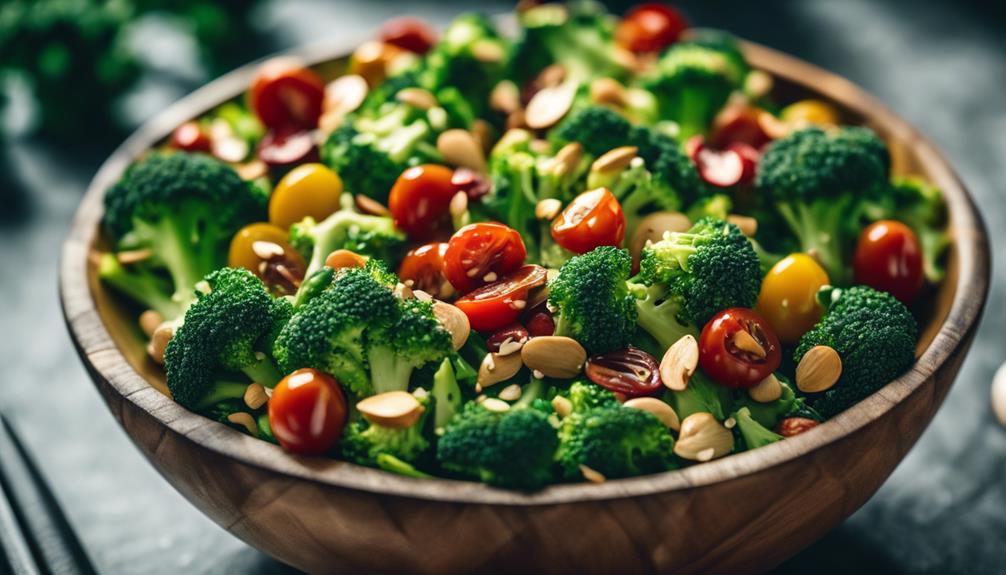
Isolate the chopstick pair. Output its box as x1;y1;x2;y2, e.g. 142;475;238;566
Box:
0;414;98;575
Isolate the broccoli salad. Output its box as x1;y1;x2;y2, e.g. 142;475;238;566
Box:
98;2;948;489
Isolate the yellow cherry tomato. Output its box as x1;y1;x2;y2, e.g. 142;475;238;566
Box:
269;163;343;229
780;99;841;127
228;223;307;295
756;253;830;344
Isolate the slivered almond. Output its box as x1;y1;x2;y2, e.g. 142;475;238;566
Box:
543;142;584;178
589;77;627;107
482;398;511;413
432;301;470;351
591;146;638;175
535;198;563;221
355;194;390;217
472;39;505;63
490;80;521;114
525;83;576;130
624;397;680;431
396;87;437;110
324;74;368;117
357;391;425;429
147;321;176;365
660;335;699;391
498;384;522;402
478;352;523;388
139;310;164;338
521;336;586;379
243;383;269;410
437;129;487;173
449;191;469;220
579;464;606;484
748;373;782;403
727;214;758;237
116;249;152;265
732;329;767;358
252;240;285;260
227;412;258;436
536;64;567;88
796;345;842;393
673;412;734;462
236;160;268;181
325;249;366;270
551;396;572;418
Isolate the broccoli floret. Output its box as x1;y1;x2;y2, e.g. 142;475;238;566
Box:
731;374;805;429
869;176;949;283
368;298;455;395
556;403;675;480
641;31;748;141
421;14;509;118
549;246;638;355
437;403;558;490
551;106;634;159
288;206;404;284
794;285;917;418
566;380;619;412
634;218;761;350
732;406;784;451
431;359;463;431
100;152;265;320
340;396;432;467
664;369;733;421
164;268;286;411
756;127;891;283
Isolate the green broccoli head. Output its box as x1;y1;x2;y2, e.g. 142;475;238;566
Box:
731;406;783;451
164;268;285;410
100;151;265;319
794;285;917;418
641;31;748;140
756;126;891;282
288;207;404;284
340;397;432;467
549;246;638;355
551;106;634;158
368;298;455;395
437;403;558;490
566;380;619;413
556;403;675;480
421;13;509;117
635;218;761;347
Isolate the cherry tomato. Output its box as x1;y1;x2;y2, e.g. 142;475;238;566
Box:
687;136;758;188
444;222;527;294
389;164;458;241
229;223;306;296
853;220;924;304
756;254;830;344
585;347;663;397
615;3;688;53
711;105;772;150
257;129;319;169
268;368;348;455
170;121;211;152
269;163;343;229
698;308;782;389
551;188;626;255
454;265;547;332
378;17;437;55
249;59;325;131
398;242;454;300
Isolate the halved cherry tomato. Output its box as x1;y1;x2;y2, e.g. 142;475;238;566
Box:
229;223;306;296
170;121;211;152
551;188;626;255
698;308;782;389
249;59;325;131
711;105;772;150
615;3;688;53
756;254;830;344
270;163;343;229
229;222;290;270
444;222;527;294
454;265;546;332
258;129;319;169
687;136;758;188
853;220;924;304
379;17;437;55
268;368;348;455
389;164;458;241
398;242;454;300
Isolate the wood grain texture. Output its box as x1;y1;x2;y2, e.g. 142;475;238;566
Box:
59;37;990;575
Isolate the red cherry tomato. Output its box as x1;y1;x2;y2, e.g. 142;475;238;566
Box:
687;136;758;188
170;121;212;152
444;222;527;294
616;3;688;53
551;188;626;255
398;242;454;300
711;106;773;150
257;129;319;169
853;220;924;304
268;368;348;455
389;164;458;241
379;17;437;55
249;59;325;131
454;265;547;332
698;308;782;389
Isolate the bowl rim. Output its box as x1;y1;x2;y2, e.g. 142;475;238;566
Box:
60;35;990;506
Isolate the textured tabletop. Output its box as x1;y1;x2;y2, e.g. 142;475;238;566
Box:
1;0;1003;573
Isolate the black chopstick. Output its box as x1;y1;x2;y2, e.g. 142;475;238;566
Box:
0;414;99;575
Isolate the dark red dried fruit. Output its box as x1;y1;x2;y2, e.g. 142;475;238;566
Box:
486;323;529;353
775;417;820;438
585;346;662;398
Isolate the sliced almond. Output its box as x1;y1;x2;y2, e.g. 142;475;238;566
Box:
235;160;268;181
520;336;586;379
660;335;699;391
535;198;563;221
796;345;843;393
590;146;638;175
498;384;522;402
579;464;606;484
243;383;269;410
589;77;627;107
727;214;758;237
355;194;390;217
147;321;176;365
139;309;164;338
551;396;573;418
623;397;680;431
252;240;285;260
673;412;734;462
748;373;782;403
536;64;566;88
478;352;523;388
630;212;692;264
325;249;367;270
732;329;767;358
482;397;511;413
396;87;438;110
542;142;584;178
525;82;576;130
432;301;470;351
116;248;152;265
471;39;505;63
437;129;487;173
490;80;521;114
357;391;425;429
324;74;368;117
471;119;494;154
227;412;258;436
449;191;469;220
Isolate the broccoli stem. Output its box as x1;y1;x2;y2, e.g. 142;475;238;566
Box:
513;377;546;408
241;355;283;388
432;359;461;430
151;211;218;305
775;199;851;284
97;253;182;320
194;381;249;411
368;345;415;394
733;407;783;450
675;88;716;142
376;453;432;478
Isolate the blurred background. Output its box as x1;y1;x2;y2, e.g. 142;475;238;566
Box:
1;0;1004;573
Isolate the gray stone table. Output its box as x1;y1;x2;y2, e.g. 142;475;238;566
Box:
1;0;1002;573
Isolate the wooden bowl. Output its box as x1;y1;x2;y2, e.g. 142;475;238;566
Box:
60;37;989;575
